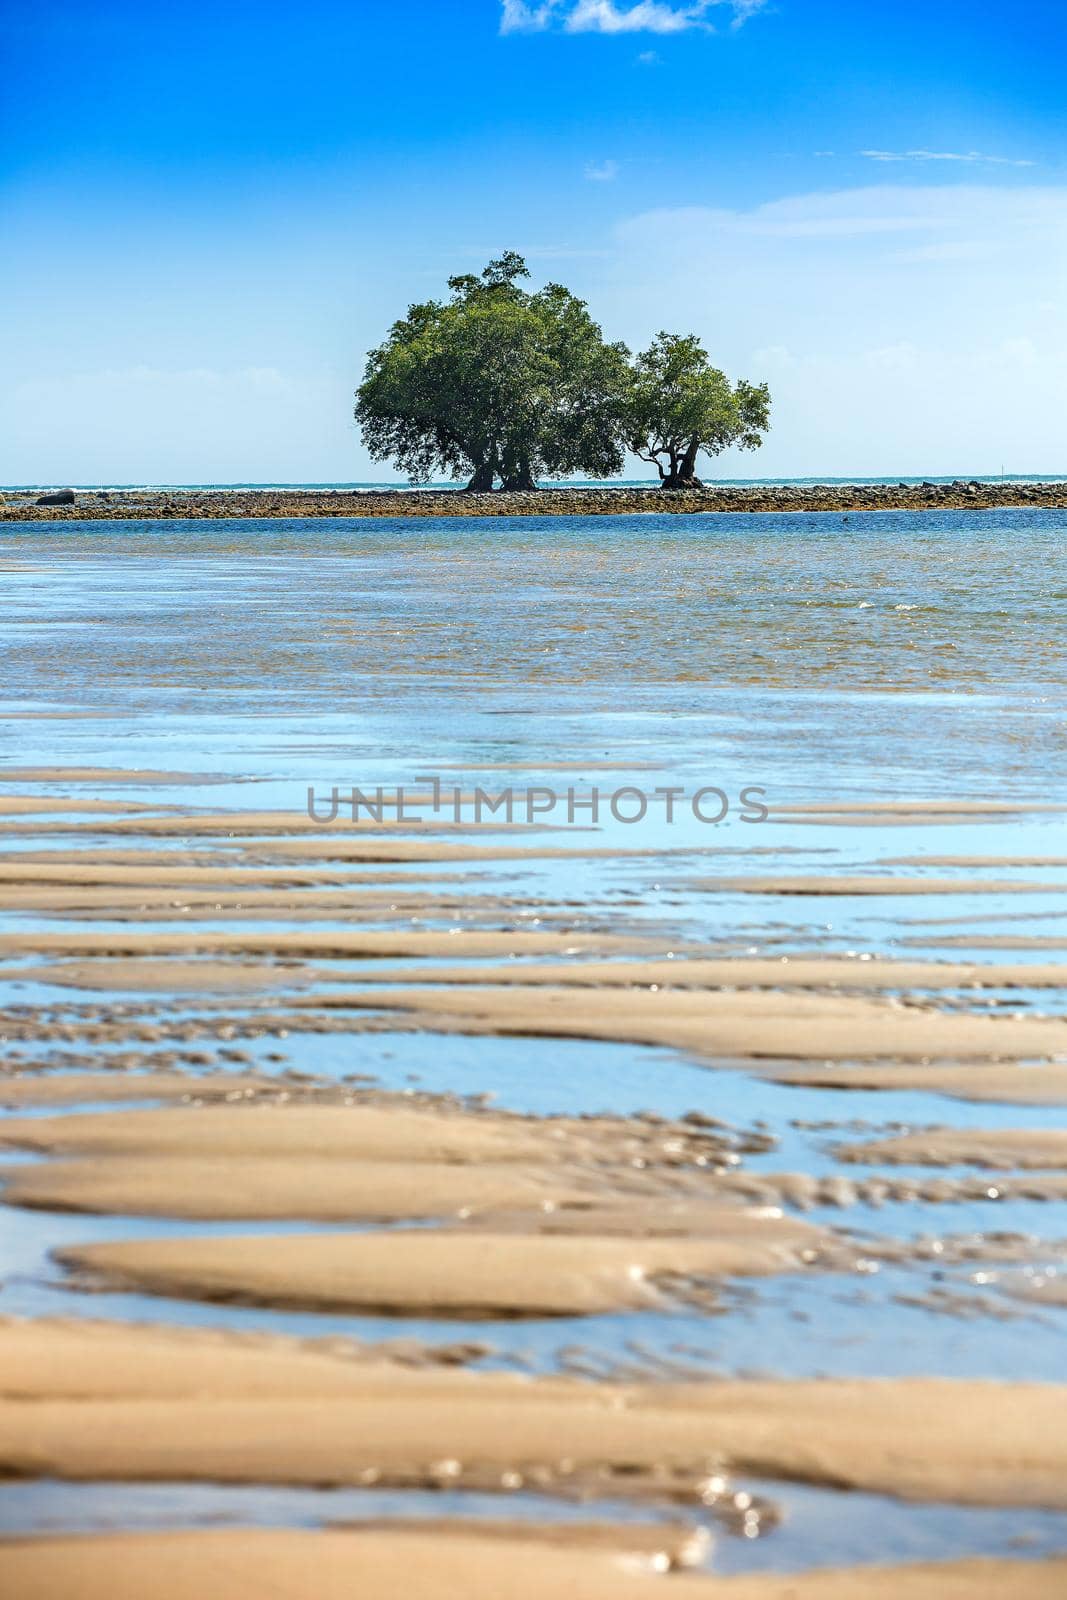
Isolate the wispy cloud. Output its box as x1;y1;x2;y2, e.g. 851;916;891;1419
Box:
585;158;620;181
861;149;1035;168
607;186;1067;473
500;0;766;35
636;48;661;62
499;0;558;28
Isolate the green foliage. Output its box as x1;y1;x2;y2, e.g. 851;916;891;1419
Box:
355;259;771;490
355;255;631;490
626;332;771;486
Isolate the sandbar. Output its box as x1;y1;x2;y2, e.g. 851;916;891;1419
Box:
0;768;236;785
695;875;1064;896
1;1155;596;1221
838;1129;1067;1170
295;983;1067;1062
1;1318;1066;1506
0;796;151;816
2;1532;1065;1600
0;1102;557;1164
0;928;657;960
55;1217;831;1315
763;1062;1067;1106
348;956;1067;992
13;958;319;991
0;1071;270;1107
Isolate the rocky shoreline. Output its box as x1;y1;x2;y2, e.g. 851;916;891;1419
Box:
3;481;1067;521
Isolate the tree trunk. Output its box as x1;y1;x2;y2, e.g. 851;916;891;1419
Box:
464;459;495;492
499;447;537;491
661;436;704;490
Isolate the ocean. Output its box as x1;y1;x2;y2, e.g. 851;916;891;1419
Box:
4;474;1067;494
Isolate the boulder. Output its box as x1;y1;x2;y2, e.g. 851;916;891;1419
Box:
35;489;76;506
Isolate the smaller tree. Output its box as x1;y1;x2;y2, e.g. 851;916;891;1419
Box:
627;333;770;489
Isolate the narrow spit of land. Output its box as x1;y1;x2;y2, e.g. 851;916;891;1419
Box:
4;482;1067;520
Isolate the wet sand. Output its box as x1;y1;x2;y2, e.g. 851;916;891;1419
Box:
282;980;1067;1062
0;796;151;816
0;926;660;959
694;873;1067;895
56;1223;832;1315
5;1530;1066;1600
3;1315;1067;1507
310;955;1067;992
3;504;1067;1593
0;1071;272;1106
838;1129;1067;1170
761;1061;1067;1106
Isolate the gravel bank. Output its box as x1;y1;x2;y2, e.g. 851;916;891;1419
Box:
3;481;1067;520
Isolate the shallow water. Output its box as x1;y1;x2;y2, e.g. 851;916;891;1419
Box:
5;1477;1067;1576
1;511;1066;1574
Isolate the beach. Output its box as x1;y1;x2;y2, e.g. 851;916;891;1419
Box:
2;506;1067;1593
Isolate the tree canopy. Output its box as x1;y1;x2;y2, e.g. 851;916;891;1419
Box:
356;254;631;491
626;333;771;489
355;255;770;490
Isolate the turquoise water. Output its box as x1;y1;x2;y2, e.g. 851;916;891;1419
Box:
5;475;1067;491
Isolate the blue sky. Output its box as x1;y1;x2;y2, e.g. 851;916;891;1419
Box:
2;0;1064;482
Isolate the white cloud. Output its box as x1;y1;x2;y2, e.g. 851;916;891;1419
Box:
566;1;712;31
599;185;1067;475
861;149;1035;168
500;0;765;35
499;0;558;29
636;48;661;62
585;158;620;181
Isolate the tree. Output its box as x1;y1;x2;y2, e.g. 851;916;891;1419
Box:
626;333;770;489
355;254;631;490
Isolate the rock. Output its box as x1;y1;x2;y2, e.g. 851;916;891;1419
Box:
35;489;76;506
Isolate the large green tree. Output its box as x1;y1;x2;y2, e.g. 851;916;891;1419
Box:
626;332;770;489
355;254;631;490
